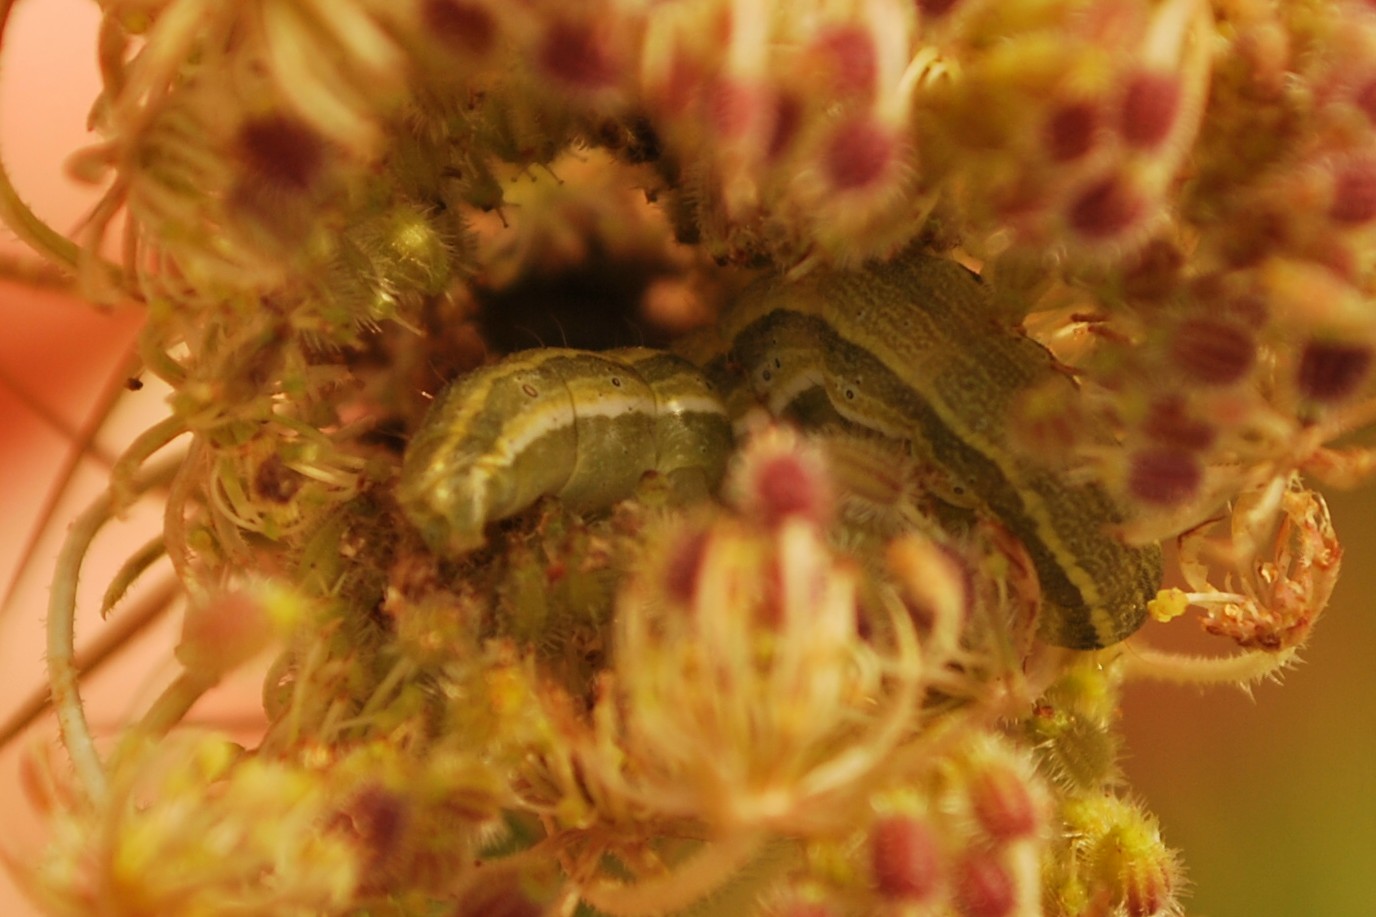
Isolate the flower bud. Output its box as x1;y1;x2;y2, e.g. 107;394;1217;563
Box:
1120;70;1183;149
1168;317;1256;386
1064;795;1184;917
1066;175;1146;242
1296;340;1373;402
870;814;943;901
175;581;301;680
954;850;1016;917
1127;447;1202;506
728;425;835;529
968;763;1042;843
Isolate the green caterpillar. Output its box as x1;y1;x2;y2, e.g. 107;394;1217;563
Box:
399;251;1162;649
398;347;733;555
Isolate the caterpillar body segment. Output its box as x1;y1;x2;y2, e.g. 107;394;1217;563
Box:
398;347;732;556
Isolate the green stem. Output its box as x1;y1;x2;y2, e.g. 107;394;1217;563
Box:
45;457;182;805
1121;641;1296;689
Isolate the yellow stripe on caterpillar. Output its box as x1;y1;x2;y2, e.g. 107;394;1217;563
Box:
399;347;733;556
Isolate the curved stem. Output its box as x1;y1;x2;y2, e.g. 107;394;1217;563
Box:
129;669;217;741
46;457;183;805
0;155;82;274
100;534;168;615
162;437;206;600
47;489;118;802
0;0;74;268
110;413;188;508
0;251;76;288
1;574;179;751
0;0;131;293
1120;641;1296;689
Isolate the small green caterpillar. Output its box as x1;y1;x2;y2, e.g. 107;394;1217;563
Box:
399;251;1162;648
398;347;733;555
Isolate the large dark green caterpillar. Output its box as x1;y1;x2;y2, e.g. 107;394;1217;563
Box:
398;251;1162;649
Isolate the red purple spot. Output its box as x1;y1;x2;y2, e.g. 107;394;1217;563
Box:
917;0;962;18
1168;317;1257;385
1120;70;1182;149
1045;101;1100;162
539;19;617;91
813;25;877;99
871;815;942;901
955;852;1017;917
1330;161;1376;224
1067;175;1144;240
422;1;496;55
1296;340;1373;402
663;527;711;606
824;116;897;191
1142;398;1218;451
236;115;325;193
1128;448;1202;506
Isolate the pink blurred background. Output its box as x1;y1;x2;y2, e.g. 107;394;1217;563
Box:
1;2;1373;915
0;2;261;912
